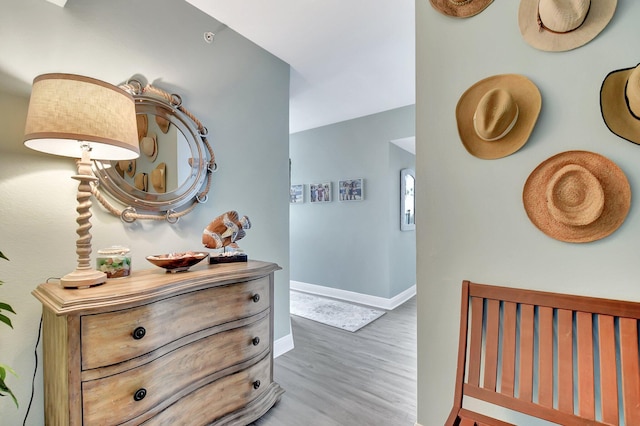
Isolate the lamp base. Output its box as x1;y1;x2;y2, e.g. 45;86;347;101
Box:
60;268;107;289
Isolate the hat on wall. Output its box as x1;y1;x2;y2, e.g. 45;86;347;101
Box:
456;74;541;159
523;151;630;243
429;0;493;18
134;172;148;192
136;114;148;141
518;0;617;52
151;162;166;193
140;132;158;162
600;63;640;145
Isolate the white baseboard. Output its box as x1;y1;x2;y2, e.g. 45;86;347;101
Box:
290;280;416;310
273;329;294;358
415;423;424;426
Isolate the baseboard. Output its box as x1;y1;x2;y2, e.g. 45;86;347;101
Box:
290;280;416;310
273;328;294;358
415;423;424;426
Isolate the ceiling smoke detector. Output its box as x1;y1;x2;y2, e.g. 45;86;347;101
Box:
204;32;215;44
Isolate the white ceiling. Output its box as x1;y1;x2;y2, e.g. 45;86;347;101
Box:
184;0;415;134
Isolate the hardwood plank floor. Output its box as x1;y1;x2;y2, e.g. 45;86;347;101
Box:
251;296;416;426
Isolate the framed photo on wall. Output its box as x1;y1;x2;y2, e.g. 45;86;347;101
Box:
338;178;364;201
290;184;304;204
309;182;332;203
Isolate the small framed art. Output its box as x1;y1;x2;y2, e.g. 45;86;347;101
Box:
290;184;304;204
309;182;332;203
339;178;363;201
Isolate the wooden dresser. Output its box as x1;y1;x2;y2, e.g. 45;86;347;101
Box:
32;260;284;425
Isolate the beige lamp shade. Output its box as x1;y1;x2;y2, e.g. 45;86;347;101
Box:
23;73;140;160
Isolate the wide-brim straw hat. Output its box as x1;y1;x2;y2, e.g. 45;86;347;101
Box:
518;0;617;52
134;172;148;192
140;132;158;162
456;74;541;159
151;162;166;193
430;0;493;18
523;150;630;243
601;63;640;145
136;114;148;141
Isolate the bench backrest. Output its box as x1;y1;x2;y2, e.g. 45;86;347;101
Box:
446;280;640;426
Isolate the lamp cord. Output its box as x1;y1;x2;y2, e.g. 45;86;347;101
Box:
22;314;42;426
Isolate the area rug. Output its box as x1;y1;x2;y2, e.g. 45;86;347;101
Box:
289;291;386;332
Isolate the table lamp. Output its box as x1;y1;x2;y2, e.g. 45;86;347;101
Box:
24;73;140;288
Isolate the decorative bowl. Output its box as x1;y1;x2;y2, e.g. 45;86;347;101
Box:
146;251;209;273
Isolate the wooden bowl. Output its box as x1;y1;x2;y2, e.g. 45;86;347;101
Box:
146;251;209;273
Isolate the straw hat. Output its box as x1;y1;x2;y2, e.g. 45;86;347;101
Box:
523;151;630;243
136;114;148;141
155;115;170;134
151;162;166;193
429;0;493;18
140;132;158;162
456;74;541;159
601;64;640;145
134;172;148;192
117;159;136;178
518;0;617;52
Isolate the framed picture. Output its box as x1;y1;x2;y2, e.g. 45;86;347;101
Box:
290;184;304;204
339;178;364;201
309;182;332;203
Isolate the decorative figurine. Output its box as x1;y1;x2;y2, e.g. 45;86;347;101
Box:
202;211;251;263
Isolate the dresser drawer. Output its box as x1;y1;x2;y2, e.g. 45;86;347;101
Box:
81;315;270;425
141;354;273;426
80;276;269;370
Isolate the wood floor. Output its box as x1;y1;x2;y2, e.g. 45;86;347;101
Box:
251;296;416;426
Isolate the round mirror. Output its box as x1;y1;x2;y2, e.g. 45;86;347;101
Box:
93;81;215;222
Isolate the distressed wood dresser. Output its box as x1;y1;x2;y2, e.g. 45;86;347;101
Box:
33;260;283;425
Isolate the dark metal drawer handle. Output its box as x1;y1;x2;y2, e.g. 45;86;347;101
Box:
133;388;147;401
132;327;146;340
253;380;261;390
252;337;260;346
252;294;260;303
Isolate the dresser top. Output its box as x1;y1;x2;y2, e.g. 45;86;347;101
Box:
33;260;280;315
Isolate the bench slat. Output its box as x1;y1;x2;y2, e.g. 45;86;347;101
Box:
518;304;534;402
620;318;640;425
558;308;574;414
576;311;595;420
468;296;484;388
598;314;619;425
538;306;554;408
483;299;500;391
500;301;517;397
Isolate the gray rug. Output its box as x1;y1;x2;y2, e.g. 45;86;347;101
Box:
289;291;386;332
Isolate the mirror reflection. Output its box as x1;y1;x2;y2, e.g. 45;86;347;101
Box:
92;80;214;222
401;168;415;231
112;113;190;194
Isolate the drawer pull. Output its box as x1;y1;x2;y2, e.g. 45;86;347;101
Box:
133;388;147;401
253;380;261;390
132;327;146;340
252;294;261;303
252;336;260;346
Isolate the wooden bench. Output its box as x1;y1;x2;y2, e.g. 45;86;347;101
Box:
446;280;640;426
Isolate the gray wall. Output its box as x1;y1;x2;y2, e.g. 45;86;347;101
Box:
290;105;415;299
416;1;640;425
0;1;289;423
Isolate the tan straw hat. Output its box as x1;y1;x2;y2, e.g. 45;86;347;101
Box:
151;162;166;193
429;0;493;18
456;74;541;159
134;172;148;192
523;151;630;243
601;63;640;145
518;0;617;52
140;132;158;162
